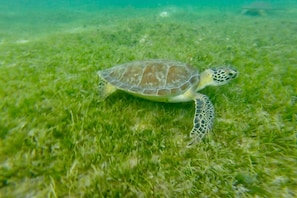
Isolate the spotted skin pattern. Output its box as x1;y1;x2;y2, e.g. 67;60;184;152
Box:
212;68;238;84
188;94;215;146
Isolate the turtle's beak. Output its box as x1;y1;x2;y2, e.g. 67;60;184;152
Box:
228;68;238;79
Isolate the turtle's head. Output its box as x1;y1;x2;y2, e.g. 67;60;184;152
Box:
197;67;238;90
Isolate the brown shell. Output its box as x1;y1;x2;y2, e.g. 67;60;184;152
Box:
98;59;200;96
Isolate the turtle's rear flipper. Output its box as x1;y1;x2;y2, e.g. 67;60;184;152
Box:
98;72;117;101
187;94;215;147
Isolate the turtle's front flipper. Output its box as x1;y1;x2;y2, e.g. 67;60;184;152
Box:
188;93;215;146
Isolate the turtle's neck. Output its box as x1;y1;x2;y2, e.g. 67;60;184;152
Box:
196;69;215;91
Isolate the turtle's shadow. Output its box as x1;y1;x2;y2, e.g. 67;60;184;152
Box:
105;91;193;110
100;91;194;127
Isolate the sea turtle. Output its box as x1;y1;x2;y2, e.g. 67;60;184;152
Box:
241;2;273;16
97;60;238;146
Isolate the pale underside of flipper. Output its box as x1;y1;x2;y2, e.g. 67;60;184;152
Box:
188;93;215;146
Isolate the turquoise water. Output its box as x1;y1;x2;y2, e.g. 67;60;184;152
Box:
0;0;248;9
0;0;294;9
1;0;295;40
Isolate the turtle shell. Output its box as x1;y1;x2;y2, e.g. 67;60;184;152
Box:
98;59;200;97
